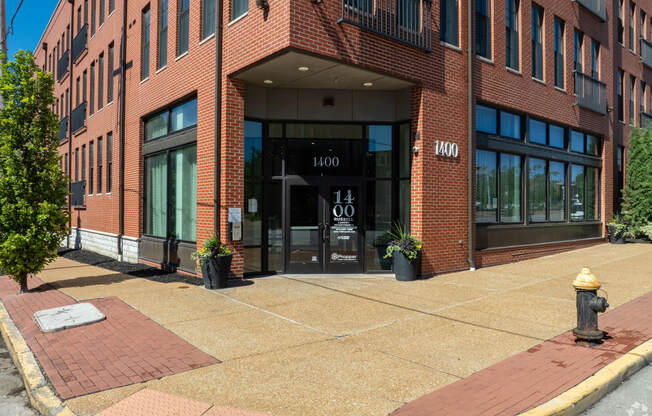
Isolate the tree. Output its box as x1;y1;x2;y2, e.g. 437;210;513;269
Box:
0;51;69;293
622;127;652;228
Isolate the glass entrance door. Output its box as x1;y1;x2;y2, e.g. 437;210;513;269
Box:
286;178;363;273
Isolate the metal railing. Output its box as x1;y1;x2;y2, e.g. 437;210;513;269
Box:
58;117;68;142
340;0;432;51
57;49;69;82
71;101;87;133
72;24;88;63
572;0;606;21
70;181;86;207
574;71;607;115
641;112;652;128
641;37;652;69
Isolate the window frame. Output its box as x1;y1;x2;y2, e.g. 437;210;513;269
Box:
440;0;460;47
475;0;492;59
141;5;151;80
143;96;198;142
531;3;544;81
177;0;190;56
505;0;519;70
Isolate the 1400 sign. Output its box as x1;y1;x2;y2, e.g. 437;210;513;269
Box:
313;156;340;168
330;187;358;263
332;189;355;218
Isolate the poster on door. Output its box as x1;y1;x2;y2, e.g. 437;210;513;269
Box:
330;187;358;262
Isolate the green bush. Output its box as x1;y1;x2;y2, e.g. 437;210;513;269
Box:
639;224;652;241
0;51;69;292
622;128;652;228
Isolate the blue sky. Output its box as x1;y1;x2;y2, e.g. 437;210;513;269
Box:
6;0;57;58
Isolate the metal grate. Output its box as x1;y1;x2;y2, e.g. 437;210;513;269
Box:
574;71;607;115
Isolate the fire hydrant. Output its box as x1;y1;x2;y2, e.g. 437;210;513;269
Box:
572;268;609;342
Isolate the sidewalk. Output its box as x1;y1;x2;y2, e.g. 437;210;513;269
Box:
1;243;652;415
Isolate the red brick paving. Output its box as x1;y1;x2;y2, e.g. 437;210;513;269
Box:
392;290;652;416
0;275;219;399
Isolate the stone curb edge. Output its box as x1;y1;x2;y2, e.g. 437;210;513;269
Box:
519;338;652;416
0;300;76;416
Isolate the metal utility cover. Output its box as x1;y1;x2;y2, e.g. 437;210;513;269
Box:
34;303;106;333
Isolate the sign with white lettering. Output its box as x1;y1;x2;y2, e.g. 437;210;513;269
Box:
435;140;460;158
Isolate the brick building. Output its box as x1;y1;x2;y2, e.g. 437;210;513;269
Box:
34;0;643;277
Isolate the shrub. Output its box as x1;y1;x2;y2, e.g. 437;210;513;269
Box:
622;128;652;228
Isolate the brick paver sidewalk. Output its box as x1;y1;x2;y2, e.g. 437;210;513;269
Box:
0;275;219;399
392;291;652;415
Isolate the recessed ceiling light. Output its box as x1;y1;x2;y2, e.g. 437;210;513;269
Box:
298;66;310;72
263;79;273;84
363;82;373;87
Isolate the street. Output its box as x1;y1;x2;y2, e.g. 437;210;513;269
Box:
0;336;36;416
583;364;652;416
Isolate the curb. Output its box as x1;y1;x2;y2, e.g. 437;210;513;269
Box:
519;338;652;416
0;300;76;416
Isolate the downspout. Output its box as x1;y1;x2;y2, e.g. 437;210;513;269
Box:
67;0;74;248
467;0;475;271
213;0;223;236
117;0;127;258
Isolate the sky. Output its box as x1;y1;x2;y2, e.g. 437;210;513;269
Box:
6;0;58;58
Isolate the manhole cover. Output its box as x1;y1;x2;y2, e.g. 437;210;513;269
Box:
34;303;106;333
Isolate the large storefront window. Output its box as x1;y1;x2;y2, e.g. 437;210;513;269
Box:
476;150;497;223
243;121;411;275
500;153;522;222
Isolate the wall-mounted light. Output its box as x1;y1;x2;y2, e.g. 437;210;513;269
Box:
256;0;269;10
263;79;273;84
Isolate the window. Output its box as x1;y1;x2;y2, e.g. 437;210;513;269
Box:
97;137;103;194
65;89;69;117
586;135;599;156
89;141;94;194
178;0;189;56
90;61;95;114
98;53;104;109
91;0;96;36
500;153;522;223
144;145;197;241
549;161;566;221
531;3;543;80
158;0;168;69
81;144;86;185
570;130;585;153
506;0;519;70
64;153;68;177
476;105;497;134
110;0;114;14
77;7;82;33
617;69;624;122
476;0;491;59
617;146;624;172
142;6;151;80
590;39;599;79
108;43;114;103
476;150;497;223
642;10;647;41
232;0;248;20
83;69;87;104
99;0;105;26
441;0;459;46
529;118;546;145
549;124;564;148
630;2;635;51
75;148;79;181
144;98;197;140
500;111;521;139
618;0;624;44
630;75;636;125
75;76;80;106
570;164;583;221
528;158;546;222
107;132;113;193
202;0;216;40
84;0;88;25
641;81;646;122
554;18;564;89
573;30;583;73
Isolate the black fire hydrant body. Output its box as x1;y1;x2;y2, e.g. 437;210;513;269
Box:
572;268;609;342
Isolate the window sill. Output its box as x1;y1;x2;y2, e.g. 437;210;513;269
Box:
476;55;494;65
108;10;115;19
106;100;114;107
440;40;462;53
228;12;248;26
532;77;546;86
156;65;167;74
506;67;522;76
175;52;189;62
199;33;215;46
140;77;149;85
554;86;567;94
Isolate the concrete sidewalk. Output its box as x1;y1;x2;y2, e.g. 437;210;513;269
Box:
7;243;652;415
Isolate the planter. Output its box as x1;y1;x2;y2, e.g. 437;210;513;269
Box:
201;254;233;289
607;225;625;244
393;251;420;281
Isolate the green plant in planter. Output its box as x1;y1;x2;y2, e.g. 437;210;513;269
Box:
384;222;422;261
638;224;652;241
607;214;628;242
191;234;232;266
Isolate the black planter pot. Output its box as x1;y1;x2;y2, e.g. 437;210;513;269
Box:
607;226;625;244
393;251;420;281
201;254;233;289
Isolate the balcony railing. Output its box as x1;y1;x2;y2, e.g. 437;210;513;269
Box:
641;112;652;128
339;0;432;51
58;116;68;142
574;71;607;115
57;49;69;82
641;37;652;69
572;0;606;21
72;24;88;62
70;181;86;207
71;102;87;133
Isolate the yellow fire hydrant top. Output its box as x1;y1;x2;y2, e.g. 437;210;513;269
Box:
572;267;601;290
